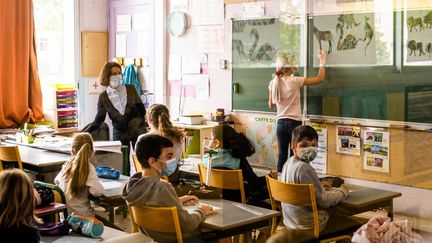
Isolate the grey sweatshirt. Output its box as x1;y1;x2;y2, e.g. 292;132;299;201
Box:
122;172;206;242
280;156;348;231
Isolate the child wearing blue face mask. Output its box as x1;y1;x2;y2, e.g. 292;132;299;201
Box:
84;62;147;148
280;125;349;232
122;134;214;243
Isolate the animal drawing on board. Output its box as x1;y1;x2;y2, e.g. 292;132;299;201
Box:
248;28;278;61
312;25;334;54
407;40;426;56
427;43;432;58
362;16;374;56
337;14;360;29
407;16;425;32
424;11;432;29
233;39;246;59
335;22;360;51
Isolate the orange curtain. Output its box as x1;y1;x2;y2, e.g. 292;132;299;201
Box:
0;0;44;128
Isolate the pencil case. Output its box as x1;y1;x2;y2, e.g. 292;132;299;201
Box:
95;166;120;180
66;213;104;238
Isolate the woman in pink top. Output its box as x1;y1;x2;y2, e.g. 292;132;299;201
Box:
268;51;327;172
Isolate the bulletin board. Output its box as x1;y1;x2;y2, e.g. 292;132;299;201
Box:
81;32;108;77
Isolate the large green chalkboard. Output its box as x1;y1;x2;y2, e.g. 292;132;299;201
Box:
232;12;432;124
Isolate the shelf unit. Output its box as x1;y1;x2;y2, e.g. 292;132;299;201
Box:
44;84;79;132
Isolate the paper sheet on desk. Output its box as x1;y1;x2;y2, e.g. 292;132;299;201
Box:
101;181;124;190
185;203;221;212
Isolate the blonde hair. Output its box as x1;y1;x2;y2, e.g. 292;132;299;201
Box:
0;169;41;228
146;104;184;143
64;133;94;197
270;52;299;104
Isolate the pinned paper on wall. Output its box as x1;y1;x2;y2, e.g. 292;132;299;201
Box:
310;123;328;174
363;129;390;173
136;32;150;57
132;13;149;31
182;55;201;74
88;79;105;94
171;0;188;12
168;80;182;96
183;85;196;97
116;15;132;32
182;74;209;100
336;125;361;156
190;0;224;25
198;26;224;53
169;55;182;80
115;34;127;57
242;2;265;18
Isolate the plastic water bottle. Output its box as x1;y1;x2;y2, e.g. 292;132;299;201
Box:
202;137;213;185
202;137;211;153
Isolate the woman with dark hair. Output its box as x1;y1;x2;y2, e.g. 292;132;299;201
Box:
84;62;147;147
202;125;274;205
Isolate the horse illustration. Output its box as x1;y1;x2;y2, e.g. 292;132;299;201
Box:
337;14;360;29
424;11;432;29
407;16;425;32
407;40;418;56
312;25;334;54
362;16;374;56
426;43;432;58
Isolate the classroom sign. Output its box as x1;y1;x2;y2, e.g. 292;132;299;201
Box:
336;125;361;155
310;123;328;174
362;129;390;173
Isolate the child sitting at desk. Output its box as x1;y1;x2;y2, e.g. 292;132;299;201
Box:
54;133;104;217
0;169;42;243
202;125;272;204
122;134;214;243
280;125;348;232
145;103;184;183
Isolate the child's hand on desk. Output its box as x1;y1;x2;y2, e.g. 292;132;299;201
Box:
180;195;199;206
200;204;215;216
339;185;349;198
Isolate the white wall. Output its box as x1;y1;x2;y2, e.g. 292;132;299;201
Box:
78;0;109;128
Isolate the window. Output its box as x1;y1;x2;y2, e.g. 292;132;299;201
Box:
33;0;75;85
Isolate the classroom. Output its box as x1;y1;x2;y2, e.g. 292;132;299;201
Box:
1;0;432;242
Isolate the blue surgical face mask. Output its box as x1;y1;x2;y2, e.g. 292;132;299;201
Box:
158;158;177;176
109;74;122;88
298;147;318;162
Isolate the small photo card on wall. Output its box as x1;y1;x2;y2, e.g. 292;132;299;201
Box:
362;129;390;173
336;125;361;156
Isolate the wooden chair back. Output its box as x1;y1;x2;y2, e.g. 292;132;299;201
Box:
0;146;23;171
129;205;183;243
266;175;319;237
197;163;246;203
131;154;143;173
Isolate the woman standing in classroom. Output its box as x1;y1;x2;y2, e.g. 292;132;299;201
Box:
268;51;326;172
84;62;147;147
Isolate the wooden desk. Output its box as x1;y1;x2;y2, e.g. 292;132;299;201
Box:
40;226;129;243
35;202;67;217
185;199;279;240
341;184;402;219
94;176;129;223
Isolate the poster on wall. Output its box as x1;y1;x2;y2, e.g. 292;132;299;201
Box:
232;18;280;67
362;129;390;173
246;116;278;167
310;123;328;174
336;125;361;155
405;10;432;63
312;13;376;65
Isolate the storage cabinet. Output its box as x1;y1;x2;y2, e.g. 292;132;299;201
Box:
44;85;79;132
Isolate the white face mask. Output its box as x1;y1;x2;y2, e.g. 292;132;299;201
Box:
109;75;122;88
298;147;318;162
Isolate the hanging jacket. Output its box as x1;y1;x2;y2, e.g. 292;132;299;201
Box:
122;64;141;96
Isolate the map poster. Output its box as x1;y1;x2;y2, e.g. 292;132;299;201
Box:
310;123;328;174
246;116;278;167
336;125;361;155
363;129;390;173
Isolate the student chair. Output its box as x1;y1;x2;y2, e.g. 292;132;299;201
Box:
129;205;183;243
197;163;246;203
0;145;24;171
33;181;68;221
132;154;169;181
266;176;359;243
